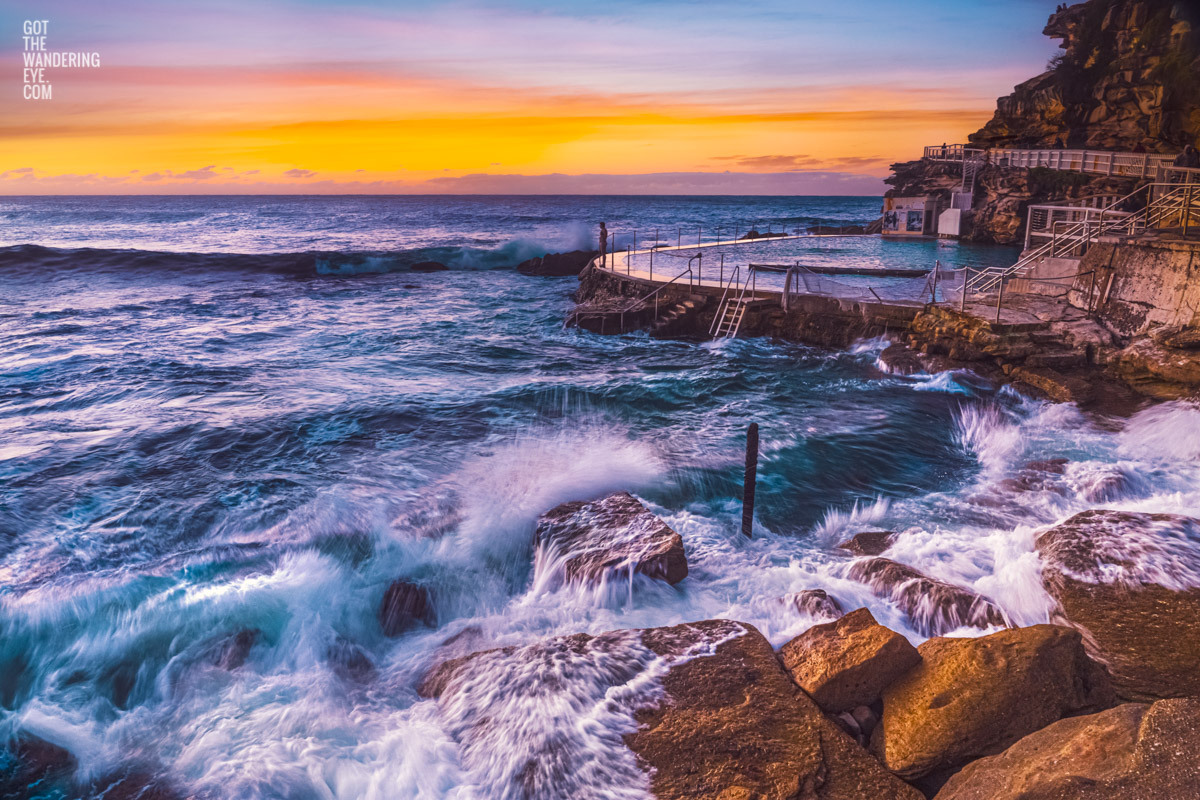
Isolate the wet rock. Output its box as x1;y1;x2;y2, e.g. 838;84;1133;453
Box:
780;607;921;713
326;637;376;682
878;343;925;375
425;620;921;799
533;492;687;587
1036;509;1200;700
847;557;1008;636
1151;325;1200;351
0;733;75;797
410;261;449;272
516;250;598;276
85;770;182;800
1074;465;1135;503
872;624;1114;780
211;628;260;670
935;699;1200;800
631;621;920;800
1022;457;1068;474
378;580;434;637
1108;338;1200;401
837;531;896;556
783;588;844;620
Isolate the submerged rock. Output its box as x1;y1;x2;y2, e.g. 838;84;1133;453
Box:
934;699;1200;800
423;620;920;799
837;531;896;556
210;628;260;670
780;607;920;714
516;250;598;276
0;733;75;797
782;588;845;620
847;557;1008;636
872;625;1114;780
533;492;688;587
378;580;434;637
1036;509;1200;700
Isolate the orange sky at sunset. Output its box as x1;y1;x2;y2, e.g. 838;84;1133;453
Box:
2;0;1066;194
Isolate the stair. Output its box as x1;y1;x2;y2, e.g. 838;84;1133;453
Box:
648;295;707;337
712;298;749;339
962;156;984;195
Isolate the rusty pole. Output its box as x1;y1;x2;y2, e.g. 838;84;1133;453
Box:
741;423;759;538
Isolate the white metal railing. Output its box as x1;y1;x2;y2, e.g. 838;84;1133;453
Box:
924;144;1180;179
966;180;1200;296
924;144;985;161
988;148;1176;178
1025;205;1134;251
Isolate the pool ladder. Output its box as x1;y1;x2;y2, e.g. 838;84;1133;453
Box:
710;266;752;339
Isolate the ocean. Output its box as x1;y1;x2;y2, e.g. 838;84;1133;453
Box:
2;195;1200;799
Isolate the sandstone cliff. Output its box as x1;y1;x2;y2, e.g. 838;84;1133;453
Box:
885;0;1198;245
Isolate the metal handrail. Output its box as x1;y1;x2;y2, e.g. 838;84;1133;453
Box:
967;181;1192;296
709;265;742;336
620;264;695;333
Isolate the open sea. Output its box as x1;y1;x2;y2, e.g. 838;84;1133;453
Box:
2;195;1200;799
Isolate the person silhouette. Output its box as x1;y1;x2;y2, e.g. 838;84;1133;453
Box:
599;222;608;267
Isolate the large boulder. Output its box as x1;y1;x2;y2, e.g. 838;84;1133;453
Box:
780;608;921;714
424;620;921;800
516;250;598;276
847;558;1008;636
533;492;688;587
1036;509;1200;700
935;699;1200;800
378;580;434;637
872;625;1114;780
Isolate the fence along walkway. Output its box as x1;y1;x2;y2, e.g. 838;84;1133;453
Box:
923;144;1178;180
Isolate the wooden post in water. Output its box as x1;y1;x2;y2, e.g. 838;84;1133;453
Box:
741;423;758;538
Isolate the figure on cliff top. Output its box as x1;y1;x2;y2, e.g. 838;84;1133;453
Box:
598;222;608;267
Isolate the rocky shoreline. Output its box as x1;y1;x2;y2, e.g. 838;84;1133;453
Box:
400;494;1200;798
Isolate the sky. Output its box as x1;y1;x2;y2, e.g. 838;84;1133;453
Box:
1;0;1067;195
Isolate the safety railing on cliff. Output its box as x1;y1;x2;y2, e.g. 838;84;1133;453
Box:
923;144;1178;179
964;179;1200;296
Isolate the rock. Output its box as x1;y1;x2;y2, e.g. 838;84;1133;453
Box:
837;531;896;556
0;733;75;797
85;770;181;800
632;621;922;800
1036;509;1200;700
326;637;376;682
533;492;687;587
1108;337;1200;400
872;624;1114;780
410;261;449;272
1153;325;1200;351
425;620;921;799
516;250;598;276
847;558;1008;636
878;344;926;375
783;589;844;619
210;628;260;670
1022;457;1068;474
780;608;921;714
378;580;434;637
934;699;1200;800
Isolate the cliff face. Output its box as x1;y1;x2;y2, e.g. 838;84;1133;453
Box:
972;0;1198;151
885;0;1199;245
